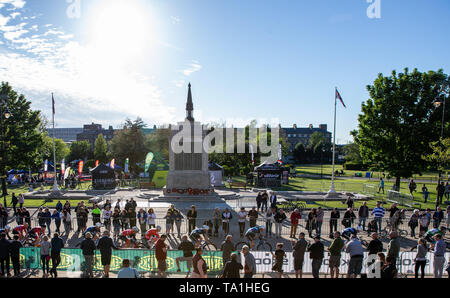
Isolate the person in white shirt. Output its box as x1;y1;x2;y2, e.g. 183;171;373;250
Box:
147;208;157;228
117;259;140;278
238;208;247;238
222;208;232;235
103;207;112;231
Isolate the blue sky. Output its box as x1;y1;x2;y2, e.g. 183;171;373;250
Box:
0;0;449;144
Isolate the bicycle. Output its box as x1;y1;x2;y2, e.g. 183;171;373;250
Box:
193;239;217;251
379;222;408;238
235;237;273;251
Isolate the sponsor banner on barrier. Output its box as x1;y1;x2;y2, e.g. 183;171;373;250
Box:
19;248;227;273
250;252;450;275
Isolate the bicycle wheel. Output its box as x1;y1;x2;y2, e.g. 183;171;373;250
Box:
399;229;409;238
256;242;272;252
379;230;388;238
235;241;250;251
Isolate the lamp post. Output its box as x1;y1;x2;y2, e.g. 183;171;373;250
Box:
432;86;448;185
0;93;11;208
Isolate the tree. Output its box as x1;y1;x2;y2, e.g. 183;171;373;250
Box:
145;128;170;161
67;141;92;162
110;118;147;174
352;68;449;189
344;142;362;164
94;134;108;163
293;142;306;164
422;137;450;179
40;134;70;163
307;132;332;163
0;82;43;171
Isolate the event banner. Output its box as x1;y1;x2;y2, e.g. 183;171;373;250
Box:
19;248;227;273
249;251;450;276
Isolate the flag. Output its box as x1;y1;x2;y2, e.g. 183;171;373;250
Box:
124;158;129;173
61;159;65;175
78;160;84;175
95;160;99;167
277;144;283;164
44;159;48;172
64;167;71;180
110;159;115;170
52;93;55;115
144;153;154;173
336;88;346;108
250;145;255;166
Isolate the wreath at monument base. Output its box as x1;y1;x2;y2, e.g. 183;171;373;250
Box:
166;188;211;195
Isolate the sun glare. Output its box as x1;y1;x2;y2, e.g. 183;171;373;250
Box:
90;0;152;59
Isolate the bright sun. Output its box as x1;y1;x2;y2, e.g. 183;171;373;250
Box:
90;0;151;59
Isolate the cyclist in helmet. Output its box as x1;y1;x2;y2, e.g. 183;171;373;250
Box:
145;226;162;244
190;225;210;248
12;223;29;240
84;222;102;239
119;226;139;248
28;225;46;246
0;225;12;240
424;226;446;244
341;226;362;241
245;225;265;249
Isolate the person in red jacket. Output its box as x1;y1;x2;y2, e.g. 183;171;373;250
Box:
290;209;302;238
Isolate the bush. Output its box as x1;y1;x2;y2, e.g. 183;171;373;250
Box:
344;162;366;171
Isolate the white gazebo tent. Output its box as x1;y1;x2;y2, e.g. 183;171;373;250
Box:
208;162;224;187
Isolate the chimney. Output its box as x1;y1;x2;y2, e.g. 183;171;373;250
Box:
319;124;327;131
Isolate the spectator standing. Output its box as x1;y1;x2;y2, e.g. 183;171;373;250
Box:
10;235;22;277
43;208;52;235
163;211;174;236
256;192;262;212
212;208;221;237
433;207;444;228
80;232;96;278
269;192;278;210
316;207;324;236
265;208;274;237
248;207;258;228
342;208;356;228
176;235;195;278
422;184;429;203
436;182;445;205
0;233;11;277
222;208;232;235
120;210;129;230
128;208;137;229
290;209;302;238
222;253;243;278
408;209;420;238
381;256;398;279
50;233;64;278
329;208;340;238
242;246;256;278
155;234;168;278
432;234;446;278
40;235;51;278
358;202;369;231
414;238;427;279
378;178;385;194
103;206;112;231
147;208;157;229
388;203;399;219
117;259;140;278
271;243;286;278
328;231;345;279
11;193;18;215
51;210;61;234
187;206;197;234
408;179;417;198
367;233;383;256
18;194;24;209
261;191;269;212
97;230;118;278
274;209;286;238
192;248;208;278
173;210;183;238
446;205;450;229
112;209;121;239
387;232;400;263
307;236;324;278
345;196;354;209
237;208;247;238
221;235;235;265
345;235;365;278
291;232;308;278
371;202;385;233
306;208;317;238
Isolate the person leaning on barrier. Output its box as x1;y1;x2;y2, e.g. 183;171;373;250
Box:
328;231;345;279
387;232;400;263
80;232;96;278
367;233;383;256
97;230;119;278
307;236;324;279
221;235;235;264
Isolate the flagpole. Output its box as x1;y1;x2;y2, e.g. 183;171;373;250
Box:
327;87;338;197
52;93;59;192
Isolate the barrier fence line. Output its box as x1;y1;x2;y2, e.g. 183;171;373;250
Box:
9;215;448;238
18;247;450;276
19;248;227;273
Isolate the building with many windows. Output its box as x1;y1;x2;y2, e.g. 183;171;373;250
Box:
76;123;116;148
46;128;83;145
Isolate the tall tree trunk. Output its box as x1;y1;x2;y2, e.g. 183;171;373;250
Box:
395;176;401;191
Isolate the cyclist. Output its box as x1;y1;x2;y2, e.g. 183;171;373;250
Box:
12;223;29;240
424;226;446;244
341;226;362;241
0;225;12;240
119;226;139;248
190;225;210;248
27;225;46;246
83;223;102;239
244;225;265;250
145;226;162;247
